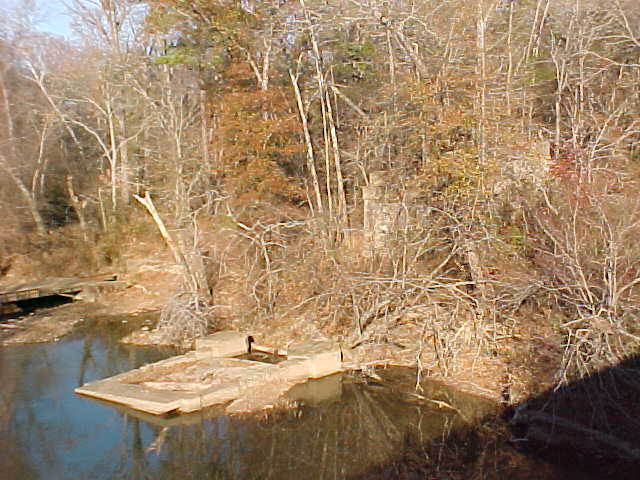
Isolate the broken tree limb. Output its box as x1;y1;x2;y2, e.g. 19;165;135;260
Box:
329;85;368;119
134;192;184;266
133;192;197;290
66;175;89;241
134;192;210;299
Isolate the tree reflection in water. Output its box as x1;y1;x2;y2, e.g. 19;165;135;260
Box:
146;370;555;479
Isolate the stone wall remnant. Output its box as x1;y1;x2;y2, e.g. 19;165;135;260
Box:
362;171;407;257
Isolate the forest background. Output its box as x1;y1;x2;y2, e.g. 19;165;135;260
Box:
2;0;640;399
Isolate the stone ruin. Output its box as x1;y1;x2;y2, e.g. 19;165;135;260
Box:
496;139;552;193
361;140;552;257
362;171;410;258
75;331;343;416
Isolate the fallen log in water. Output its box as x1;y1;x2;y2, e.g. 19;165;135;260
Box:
511;408;640;462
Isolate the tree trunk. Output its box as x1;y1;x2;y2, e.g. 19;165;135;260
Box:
324;85;347;224
119;109;131;205
0;157;47;237
200;89;210;169
290;70;323;215
107;95;119;212
302;0;333;218
66;175;89;241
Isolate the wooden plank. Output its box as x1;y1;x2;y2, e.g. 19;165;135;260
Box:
251;344;287;357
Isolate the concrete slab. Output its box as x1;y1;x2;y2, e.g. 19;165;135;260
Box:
75;379;187;415
276;358;313;382
180;383;245;413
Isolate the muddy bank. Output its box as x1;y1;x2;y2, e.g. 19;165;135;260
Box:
1;305;85;345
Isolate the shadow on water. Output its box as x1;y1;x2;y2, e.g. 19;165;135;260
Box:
355;355;640;480
2;318;639;480
506;354;640;480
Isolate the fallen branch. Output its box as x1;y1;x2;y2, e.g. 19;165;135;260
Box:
134;192;209;298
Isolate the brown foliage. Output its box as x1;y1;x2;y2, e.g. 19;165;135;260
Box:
214;63;305;208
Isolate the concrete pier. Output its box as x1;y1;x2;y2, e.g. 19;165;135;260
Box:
75;332;343;415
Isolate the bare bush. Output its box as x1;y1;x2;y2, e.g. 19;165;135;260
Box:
531;177;640;379
156;294;214;347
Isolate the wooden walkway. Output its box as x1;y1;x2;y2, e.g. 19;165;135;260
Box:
0;274;120;305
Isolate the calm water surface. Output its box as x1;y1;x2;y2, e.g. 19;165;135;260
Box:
0;319;563;480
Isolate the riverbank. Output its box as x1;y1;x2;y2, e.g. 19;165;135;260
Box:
1;231;567;405
3;286;634;479
0;253;175;346
0;276;561;406
5;262;640;478
115;263;562;404
0;301;161;346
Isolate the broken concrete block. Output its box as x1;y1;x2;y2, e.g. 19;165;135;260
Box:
287;341;342;379
195;331;250;358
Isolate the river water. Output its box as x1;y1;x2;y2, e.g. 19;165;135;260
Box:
0;317;569;479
